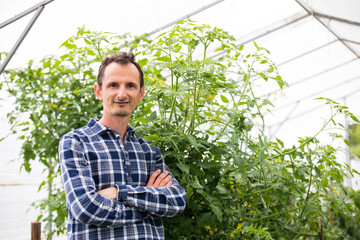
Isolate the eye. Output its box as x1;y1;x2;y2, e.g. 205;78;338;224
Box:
127;83;135;88
110;83;117;88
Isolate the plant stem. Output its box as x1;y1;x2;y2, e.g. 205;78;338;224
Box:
298;155;313;219
267;114;336;161
168;76;178;123
253;205;304;222
189;80;198;134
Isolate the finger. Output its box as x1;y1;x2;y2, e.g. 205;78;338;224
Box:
146;169;161;186
165;181;172;187
158;174;172;187
154;171;169;186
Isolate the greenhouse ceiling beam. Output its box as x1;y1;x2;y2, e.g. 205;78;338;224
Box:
295;0;360;58
276;40;337;68
313;12;360;27
264;71;359;125
280;57;358;88
261;39;348;97
341;39;360;45
269;86;360;129
146;0;225;36
210;11;309;59
262;57;358;99
0;0;54;29
0;0;54;75
273;74;360;112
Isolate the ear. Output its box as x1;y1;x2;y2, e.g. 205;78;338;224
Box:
94;84;103;101
138;86;145;102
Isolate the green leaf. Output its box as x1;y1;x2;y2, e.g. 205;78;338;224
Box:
204;112;213;117
38;181;46;192
50;60;61;70
353;192;360;209
186;134;199;151
234;155;244;173
350;114;360;123
43;60;50;69
149;111;157;121
62;42;76;49
193;178;203;189
138;58;147;67
176;163;190;174
87;50;96;56
276;138;284;148
84;38;92;45
259;72;268;81
314;166;321;178
210;203;223;221
220;94;229;103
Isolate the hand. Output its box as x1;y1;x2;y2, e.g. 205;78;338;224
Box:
146;169;173;188
98;187;117;200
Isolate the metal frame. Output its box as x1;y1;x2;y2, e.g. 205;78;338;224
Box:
269;87;360;128
210;11;310;59
0;0;54;75
295;0;360;58
147;0;225;36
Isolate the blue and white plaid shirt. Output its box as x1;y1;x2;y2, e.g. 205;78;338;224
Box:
59;119;186;239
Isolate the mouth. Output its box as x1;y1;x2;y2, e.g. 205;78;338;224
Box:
114;101;130;106
114;101;129;104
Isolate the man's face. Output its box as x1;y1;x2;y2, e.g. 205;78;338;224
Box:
95;62;145;119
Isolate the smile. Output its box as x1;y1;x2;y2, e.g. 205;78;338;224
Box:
114;102;129;105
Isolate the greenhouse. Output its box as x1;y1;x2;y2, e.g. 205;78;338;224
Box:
1;0;359;239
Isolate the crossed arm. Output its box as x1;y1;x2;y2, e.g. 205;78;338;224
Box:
98;169;173;200
59;135;186;227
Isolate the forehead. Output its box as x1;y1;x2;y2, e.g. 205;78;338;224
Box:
103;62;140;84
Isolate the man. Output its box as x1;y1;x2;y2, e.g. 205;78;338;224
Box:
59;52;186;239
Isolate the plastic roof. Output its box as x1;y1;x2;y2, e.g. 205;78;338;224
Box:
1;0;360;174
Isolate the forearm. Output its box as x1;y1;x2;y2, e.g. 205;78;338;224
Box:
124;147;187;217
125;184;187;218
63;175;148;226
98;172;185;218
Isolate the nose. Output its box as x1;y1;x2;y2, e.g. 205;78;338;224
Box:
116;86;127;100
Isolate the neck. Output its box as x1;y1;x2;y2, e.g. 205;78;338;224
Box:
99;115;130;142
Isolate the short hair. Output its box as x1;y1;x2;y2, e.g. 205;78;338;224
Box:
97;51;144;88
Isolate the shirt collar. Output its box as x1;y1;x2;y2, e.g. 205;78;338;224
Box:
87;118;135;137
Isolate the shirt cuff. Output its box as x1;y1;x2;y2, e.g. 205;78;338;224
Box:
115;184;128;203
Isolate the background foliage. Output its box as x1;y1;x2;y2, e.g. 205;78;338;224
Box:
1;20;360;239
349;124;360;159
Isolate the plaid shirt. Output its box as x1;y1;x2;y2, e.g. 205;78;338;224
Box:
59;119;186;239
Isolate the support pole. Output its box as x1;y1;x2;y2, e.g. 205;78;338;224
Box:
31;221;41;240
